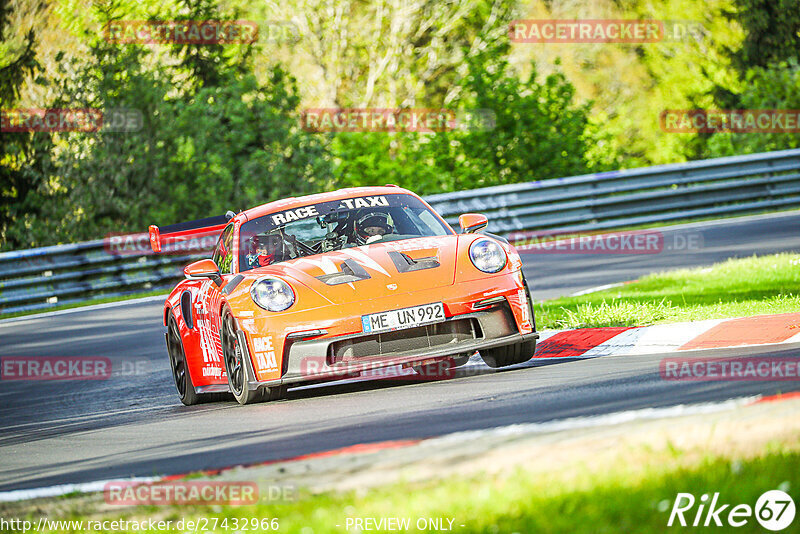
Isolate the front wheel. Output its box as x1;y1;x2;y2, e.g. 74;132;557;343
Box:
221;309;285;405
480;273;537;368
480;339;536;368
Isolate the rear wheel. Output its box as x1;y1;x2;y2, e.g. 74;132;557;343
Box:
221;309;285;405
166;313;201;406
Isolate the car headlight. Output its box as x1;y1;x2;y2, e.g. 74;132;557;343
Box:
469;238;507;273
250;277;295;311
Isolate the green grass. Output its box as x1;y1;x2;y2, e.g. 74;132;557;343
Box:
15;446;799;533
536;253;800;329
208;451;799;534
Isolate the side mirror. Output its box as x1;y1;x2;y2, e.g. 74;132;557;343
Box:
458;213;488;234
184;259;223;286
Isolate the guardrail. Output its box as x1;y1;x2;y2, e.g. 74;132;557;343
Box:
425;148;800;233
2;148;799;315
0;240;203;315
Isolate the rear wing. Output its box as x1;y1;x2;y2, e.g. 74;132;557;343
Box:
148;214;231;254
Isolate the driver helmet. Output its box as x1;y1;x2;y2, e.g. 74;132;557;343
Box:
250;233;286;266
355;212;393;244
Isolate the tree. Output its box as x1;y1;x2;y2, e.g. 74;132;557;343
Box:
0;0;57;249
38;0;333;244
260;0;516;107
727;0;800;76
331;48;611;195
704;0;800;154
705;59;800;157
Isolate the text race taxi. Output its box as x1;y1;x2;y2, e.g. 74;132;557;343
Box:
151;187;537;405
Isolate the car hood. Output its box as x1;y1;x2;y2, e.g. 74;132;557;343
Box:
248;236;459;305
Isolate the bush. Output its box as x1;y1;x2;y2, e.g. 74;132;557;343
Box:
331;52;612;196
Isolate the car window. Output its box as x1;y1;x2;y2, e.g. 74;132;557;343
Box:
212;224;235;274
239;193;452;271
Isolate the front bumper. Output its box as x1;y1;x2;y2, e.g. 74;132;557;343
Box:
239;300;538;391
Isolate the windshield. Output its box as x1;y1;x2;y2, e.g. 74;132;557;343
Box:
239;193;452;271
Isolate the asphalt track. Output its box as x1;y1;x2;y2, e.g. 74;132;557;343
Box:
1;211;799;493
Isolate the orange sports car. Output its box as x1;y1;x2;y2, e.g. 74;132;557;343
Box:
151;186;538;405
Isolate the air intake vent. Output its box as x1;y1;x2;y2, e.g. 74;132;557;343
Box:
316;259;371;285
329;318;480;362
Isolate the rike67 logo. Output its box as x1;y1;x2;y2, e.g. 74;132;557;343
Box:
666;489;795;531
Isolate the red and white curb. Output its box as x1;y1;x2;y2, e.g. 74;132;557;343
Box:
533;312;800;359
296;312;800;386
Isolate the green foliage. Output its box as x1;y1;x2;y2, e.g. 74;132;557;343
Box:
511;0;743;167
331;133;444;193
704;0;800;155
4;0;333;246
331;50;610;195
160;68;333;223
250;0;519;108
3;0;799;250
727;0;800;77
705;59;800;157
0;0;58;249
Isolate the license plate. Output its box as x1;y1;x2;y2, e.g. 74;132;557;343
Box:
361;303;445;334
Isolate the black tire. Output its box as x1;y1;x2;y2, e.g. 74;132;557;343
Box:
479;339;536;368
480;275;537;368
166;313;201;406
452;353;472;367
221;309;285;405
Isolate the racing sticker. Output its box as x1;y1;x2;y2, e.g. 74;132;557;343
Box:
270;205;319;225
518;289;532;332
252;335;279;374
269;195;389;226
379;236;448;252
195;284;224;366
506;247;523;271
336;196;389;209
507;285;533;334
202;366;223;378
